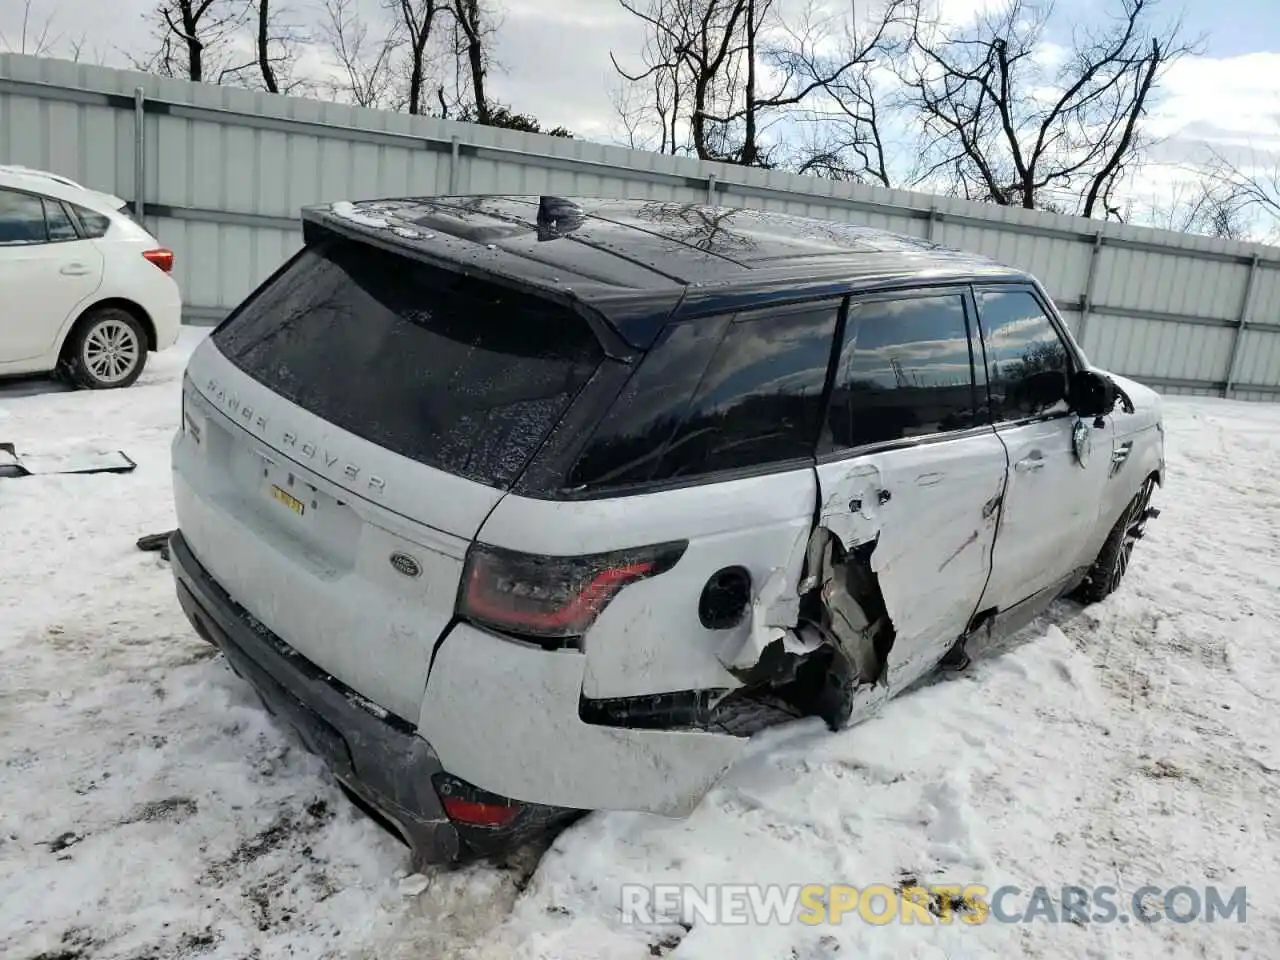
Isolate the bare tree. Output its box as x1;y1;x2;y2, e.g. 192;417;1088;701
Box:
0;0;58;55
900;0;1196;216
216;0;313;93
1193;183;1253;240
1138;175;1251;238
133;0;247;83
611;79;664;150
611;0;751;162
65;31;113;65
251;0;307;93
384;0;445;115
321;0;406;109
608;8;687;154
611;0;905;167
611;0;805;164
256;0;281;92
792;70;893;186
450;0;493;123
782;0;911;186
1201;132;1280;238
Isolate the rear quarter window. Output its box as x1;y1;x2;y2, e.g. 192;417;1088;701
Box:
43;200;79;241
71;205;112;238
567;316;732;490
568;301;840;493
212;237;605;490
655;302;839;480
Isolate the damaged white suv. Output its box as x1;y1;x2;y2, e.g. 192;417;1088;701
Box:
169;197;1164;866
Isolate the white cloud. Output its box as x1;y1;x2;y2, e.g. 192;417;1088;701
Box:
1149;51;1280;144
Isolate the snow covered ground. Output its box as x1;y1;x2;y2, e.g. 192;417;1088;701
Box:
2;329;1278;959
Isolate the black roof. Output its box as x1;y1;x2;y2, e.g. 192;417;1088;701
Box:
301;195;1030;351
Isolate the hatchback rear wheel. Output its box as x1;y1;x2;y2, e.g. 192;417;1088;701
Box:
64;307;148;389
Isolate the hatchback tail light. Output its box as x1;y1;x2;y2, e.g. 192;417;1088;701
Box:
143;248;174;273
458;540;687;639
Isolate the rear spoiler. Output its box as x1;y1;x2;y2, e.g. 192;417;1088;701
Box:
300;205;641;361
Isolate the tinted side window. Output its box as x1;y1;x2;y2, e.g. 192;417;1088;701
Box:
977;289;1071;421
568;315;732;490
820;294;977;452
654;303;840;480
44;200;78;241
0;190;48;245
72;205;112;238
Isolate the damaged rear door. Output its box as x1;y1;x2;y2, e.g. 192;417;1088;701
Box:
812;289;1006;691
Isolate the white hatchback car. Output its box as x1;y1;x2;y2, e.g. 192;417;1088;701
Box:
0;166;181;388
169;197;1164;867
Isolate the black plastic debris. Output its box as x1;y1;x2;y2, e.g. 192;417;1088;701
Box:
137;531;175;561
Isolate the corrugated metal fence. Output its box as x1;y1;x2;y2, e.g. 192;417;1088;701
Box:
3;52;1280;400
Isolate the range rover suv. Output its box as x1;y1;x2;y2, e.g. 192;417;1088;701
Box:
169;196;1164;866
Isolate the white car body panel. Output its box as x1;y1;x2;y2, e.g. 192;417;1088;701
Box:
0;169;181;378
979;412;1116;613
480;469;816;701
1091;373;1165;550
420;623;747;814
0;237;104;361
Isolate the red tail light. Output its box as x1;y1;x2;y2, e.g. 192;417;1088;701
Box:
458;540;687;639
440;795;521;827
433;772;525;828
143;248;174;273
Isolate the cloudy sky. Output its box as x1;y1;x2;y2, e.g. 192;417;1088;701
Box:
2;0;1278;225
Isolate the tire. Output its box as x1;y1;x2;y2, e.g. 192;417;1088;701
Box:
1072;476;1157;604
63;307;148;389
703;694;802;737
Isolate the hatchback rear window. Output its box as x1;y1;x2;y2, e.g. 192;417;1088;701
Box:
212;236;605;489
71;205;112;238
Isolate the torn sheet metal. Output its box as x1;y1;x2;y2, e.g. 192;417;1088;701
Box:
815;436;1010;696
718;524;890;697
716;518;817;676
817;462;885;549
720;566;822;674
812;531;891;686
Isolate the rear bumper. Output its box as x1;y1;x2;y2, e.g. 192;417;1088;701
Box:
169;530;462;866
143;274;182;350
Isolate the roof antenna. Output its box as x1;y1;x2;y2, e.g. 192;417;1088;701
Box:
536;196;585;241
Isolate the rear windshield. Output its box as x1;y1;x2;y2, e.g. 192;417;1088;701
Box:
212;236;604;489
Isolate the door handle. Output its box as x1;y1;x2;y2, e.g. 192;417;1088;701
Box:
1014;451;1046;473
60;263;91;276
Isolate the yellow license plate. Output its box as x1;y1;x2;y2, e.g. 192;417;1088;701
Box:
269;484;305;516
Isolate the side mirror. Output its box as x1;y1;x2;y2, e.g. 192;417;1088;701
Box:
1069;370;1117;421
